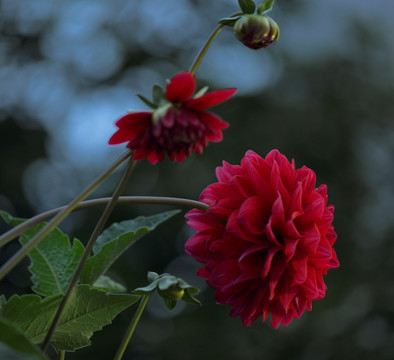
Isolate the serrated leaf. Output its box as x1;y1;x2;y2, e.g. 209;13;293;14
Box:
92;275;126;292
80;210;180;285
1;285;140;351
238;0;256;14
1;210;84;296
257;0;275;14
0;318;48;360
22;231;84;296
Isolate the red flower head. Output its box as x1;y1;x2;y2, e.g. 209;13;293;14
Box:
108;72;236;164
185;150;339;328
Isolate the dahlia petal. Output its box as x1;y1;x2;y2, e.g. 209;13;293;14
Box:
210;197;243;221
268;255;287;300
266;221;283;247
108;128;137;145
300;224;321;254
210;234;250;258
221;272;256;293
201;182;235;203
161;109;175;127
227;210;262;243
283;237;299;261
270;162;291;207
146;151;161;164
261;248;280;279
197;267;211;279
237;196;270;235
303;267;319;298
298;192;325;225
186;88;237;109
230;174;255;198
238;244;268;275
197;112;228;142
297;167;316;200
290;255;308;286
114;112;151;127
209;259;240;290
278;276;298;312
243;155;274;200
166;72;196;103
289;182;304;220
292;297;309;318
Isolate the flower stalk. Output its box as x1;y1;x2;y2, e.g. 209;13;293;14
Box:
0;197;209;247
113;295;150;360
189;12;242;75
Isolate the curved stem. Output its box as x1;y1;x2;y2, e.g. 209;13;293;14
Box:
41;158;136;352
0;197;209;247
188;12;242;75
113;295;150;360
0;150;132;281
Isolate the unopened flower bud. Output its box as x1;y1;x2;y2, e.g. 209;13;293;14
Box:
158;284;185;301
234;14;279;50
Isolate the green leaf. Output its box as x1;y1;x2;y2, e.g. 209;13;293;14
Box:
218;16;241;27
0;210;25;226
136;93;157;109
257;0;275;14
80;210;180;285
0;318;48;360
21;229;84;296
1;285;140;351
152;84;165;106
0;210;84;296
163;298;177;311
238;0;256;14
92;275;126;292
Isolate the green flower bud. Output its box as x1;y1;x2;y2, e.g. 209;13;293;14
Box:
234;14;279;50
157;284;185;301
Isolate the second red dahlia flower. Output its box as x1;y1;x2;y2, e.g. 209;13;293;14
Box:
185;150;339;328
108;72;236;164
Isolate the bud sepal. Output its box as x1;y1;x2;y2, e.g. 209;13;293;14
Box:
133;272;201;311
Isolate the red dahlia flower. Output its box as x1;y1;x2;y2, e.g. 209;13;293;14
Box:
185;150;339;328
108;72;236;164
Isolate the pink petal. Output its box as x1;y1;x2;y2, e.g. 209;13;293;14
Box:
166;72;196;103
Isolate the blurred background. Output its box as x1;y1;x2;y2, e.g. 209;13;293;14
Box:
1;0;394;359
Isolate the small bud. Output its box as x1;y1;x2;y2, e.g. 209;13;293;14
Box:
158;284;185;301
234;14;279;50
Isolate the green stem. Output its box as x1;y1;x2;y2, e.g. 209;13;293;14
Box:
41;158;136;352
58;350;65;360
189;12;242;75
0;197;209;247
0;150;132;281
113;295;150;360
